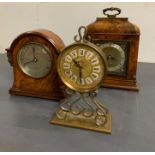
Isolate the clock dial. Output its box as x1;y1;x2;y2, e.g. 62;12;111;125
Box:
58;44;106;92
18;43;52;78
97;43;125;73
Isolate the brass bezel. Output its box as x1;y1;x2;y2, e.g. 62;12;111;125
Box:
57;41;107;93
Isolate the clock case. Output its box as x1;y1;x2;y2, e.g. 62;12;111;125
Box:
6;29;65;100
86;8;140;91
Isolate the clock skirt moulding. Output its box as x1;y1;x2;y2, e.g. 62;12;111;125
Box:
6;29;66;100
86;7;140;91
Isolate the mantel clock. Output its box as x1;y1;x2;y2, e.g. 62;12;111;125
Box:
86;7;140;91
51;26;112;134
6;29;65;100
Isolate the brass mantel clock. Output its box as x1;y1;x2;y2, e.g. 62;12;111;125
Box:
6;29;65;100
86;7;140;91
51;26;112;134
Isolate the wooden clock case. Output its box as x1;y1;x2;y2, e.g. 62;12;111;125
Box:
6;29;65;100
86;8;140;91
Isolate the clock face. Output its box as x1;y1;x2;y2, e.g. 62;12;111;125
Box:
18;43;52;78
57;43;106;92
96;42;128;76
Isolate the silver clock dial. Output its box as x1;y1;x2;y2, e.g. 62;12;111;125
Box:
18;43;52;78
98;43;125;72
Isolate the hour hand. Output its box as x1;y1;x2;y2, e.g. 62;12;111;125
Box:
73;59;82;69
73;59;79;67
23;59;35;66
107;55;115;66
107;55;115;61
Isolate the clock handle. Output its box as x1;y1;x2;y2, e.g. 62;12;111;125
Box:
103;7;121;18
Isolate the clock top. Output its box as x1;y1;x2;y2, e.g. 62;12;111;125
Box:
86;7;140;35
7;29;65;55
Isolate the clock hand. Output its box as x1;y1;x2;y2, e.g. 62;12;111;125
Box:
107;55;115;66
78;62;83;84
23;48;38;66
73;59;80;68
23;59;35;66
32;46;38;62
73;59;83;83
107;55;115;61
79;67;83;84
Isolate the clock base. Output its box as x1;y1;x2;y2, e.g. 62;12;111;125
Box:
50;110;112;134
9;87;64;101
103;78;139;91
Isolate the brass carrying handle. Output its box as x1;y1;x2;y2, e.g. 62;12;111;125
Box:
103;7;121;18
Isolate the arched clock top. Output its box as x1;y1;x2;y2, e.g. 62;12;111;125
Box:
6;29;65;61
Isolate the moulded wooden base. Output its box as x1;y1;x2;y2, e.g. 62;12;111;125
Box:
9;87;64;101
50;111;112;134
102;78;139;91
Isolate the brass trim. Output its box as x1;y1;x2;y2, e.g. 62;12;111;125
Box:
57;41;107;93
51;110;112;134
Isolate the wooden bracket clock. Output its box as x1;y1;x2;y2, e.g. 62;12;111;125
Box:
6;29;65;100
51;26;112;134
86;7;140;91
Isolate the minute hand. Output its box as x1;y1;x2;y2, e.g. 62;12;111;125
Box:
73;59;83;83
79;66;83;84
32;47;38;62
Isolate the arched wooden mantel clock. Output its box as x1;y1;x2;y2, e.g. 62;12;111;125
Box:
6;29;65;100
51;26;112;134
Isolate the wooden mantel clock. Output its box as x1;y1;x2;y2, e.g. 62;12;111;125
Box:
86;7;140;91
6;29;65;100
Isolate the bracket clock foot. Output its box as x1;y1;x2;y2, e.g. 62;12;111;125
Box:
103;78;139;91
51;89;112;134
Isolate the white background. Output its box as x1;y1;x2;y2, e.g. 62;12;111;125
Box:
0;2;154;63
